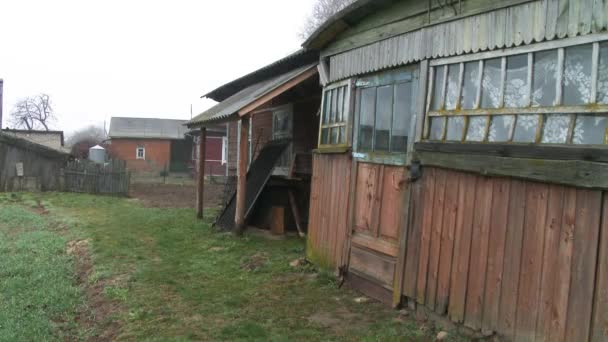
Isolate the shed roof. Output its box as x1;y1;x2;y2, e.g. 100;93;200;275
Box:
203;49;319;102
187;63;318;127
108;117;189;140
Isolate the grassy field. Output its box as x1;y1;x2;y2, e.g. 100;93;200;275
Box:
0;192;466;341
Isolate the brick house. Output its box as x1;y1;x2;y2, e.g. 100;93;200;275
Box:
107;117;225;176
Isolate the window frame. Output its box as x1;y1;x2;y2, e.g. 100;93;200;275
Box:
424;34;608;146
352;66;418;155
317;79;354;150
136;146;145;160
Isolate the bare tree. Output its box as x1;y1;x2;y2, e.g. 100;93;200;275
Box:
10;94;56;131
300;0;355;40
66;125;107;158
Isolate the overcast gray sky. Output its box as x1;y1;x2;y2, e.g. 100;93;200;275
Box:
0;0;316;135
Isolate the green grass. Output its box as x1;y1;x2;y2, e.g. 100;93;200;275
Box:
0;192;468;341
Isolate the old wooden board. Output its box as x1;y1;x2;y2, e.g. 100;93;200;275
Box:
591;194;608;341
436;169;459;315
416;167;436;305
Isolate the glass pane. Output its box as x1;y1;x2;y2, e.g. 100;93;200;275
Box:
598;43;608;104
392;82;412;153
532;50;558;107
330;127;339;144
489;115;515;142
573;115;608;144
429;117;445;140
541;114;571;143
564;44;593;105
446;116;465;141
330;89;338;123
445;64;461;110
481;58;503;109
465;116;488;141
461;61;480;109
339;126;346;144
336;87;344;123
430;65;446;110
504;54;529;108
374;85;393;151
513;114;540;142
321;128;329;145
323;90;332;124
358;87;376;151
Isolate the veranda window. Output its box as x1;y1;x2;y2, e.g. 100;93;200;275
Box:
355;68;415;153
425;39;608;145
318;80;351;148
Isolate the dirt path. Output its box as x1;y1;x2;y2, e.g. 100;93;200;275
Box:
129;183;224;208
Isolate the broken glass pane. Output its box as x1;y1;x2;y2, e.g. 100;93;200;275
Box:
339;126;346;144
336;87;344;122
392;82;412;152
330;88;338;123
321;128;329;145
541;114;570;143
446;116;465;141
598;43;608;104
488;115;515;142
330;127;339;144
461;61;480;109
358;87;376;151
323;90;332;124
375;85;393;151
428;117;445;140
466;116;488;141
532;50;558;107
504;54;529;108
564;44;593;105
512;114;540;142
481;58;503;109
430;65;446;110
573;115;608;144
445;64;461;110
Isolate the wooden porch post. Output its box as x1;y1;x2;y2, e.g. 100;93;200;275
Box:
235;116;249;234
196;126;207;219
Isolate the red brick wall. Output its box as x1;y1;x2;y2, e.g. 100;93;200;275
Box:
108;139;171;173
193;133;226;176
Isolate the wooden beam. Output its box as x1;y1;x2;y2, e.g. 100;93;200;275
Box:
196;127;207;219
415;151;608;190
234;116;250;235
237;66;318;116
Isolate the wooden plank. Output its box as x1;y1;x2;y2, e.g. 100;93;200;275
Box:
464;175;493;331
534;185;566;341
564;189;602;342
379;166;406;243
351;234;399;258
270;207;285;235
403;180;423;299
498;179;527;339
591;193;608;341
415;151;608;190
196;127;207;219
448;172;477;323
547;187;577;341
416;167;436;305
436;169;460;315
349;246;396;287
425;168;447;310
392;170;411;307
481;178;511;334
514;183;549;340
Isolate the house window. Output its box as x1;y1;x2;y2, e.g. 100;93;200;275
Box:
273;105;293;171
354;68;416;153
425;39;608;145
318;80;351;147
136;147;145;160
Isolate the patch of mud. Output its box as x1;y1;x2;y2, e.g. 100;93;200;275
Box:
68;239;124;341
129;183;224;208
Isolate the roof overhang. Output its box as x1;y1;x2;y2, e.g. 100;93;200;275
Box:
187;63;319;128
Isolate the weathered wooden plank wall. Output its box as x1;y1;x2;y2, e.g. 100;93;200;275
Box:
328;0;608;82
64;160;130;196
307;153;352;269
400;166;606;341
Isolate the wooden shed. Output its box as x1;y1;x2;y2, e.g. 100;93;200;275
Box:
302;0;608;340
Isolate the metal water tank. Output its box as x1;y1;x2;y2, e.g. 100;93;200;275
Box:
88;145;106;163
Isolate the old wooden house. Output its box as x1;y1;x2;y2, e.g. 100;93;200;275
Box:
301;0;608;340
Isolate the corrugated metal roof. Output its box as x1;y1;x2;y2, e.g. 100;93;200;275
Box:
108;117;189;139
187;63;318;127
326;0;608;82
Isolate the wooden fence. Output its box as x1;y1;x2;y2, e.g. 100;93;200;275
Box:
64;160;130;196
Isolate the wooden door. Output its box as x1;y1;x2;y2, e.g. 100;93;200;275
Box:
347;162;409;297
